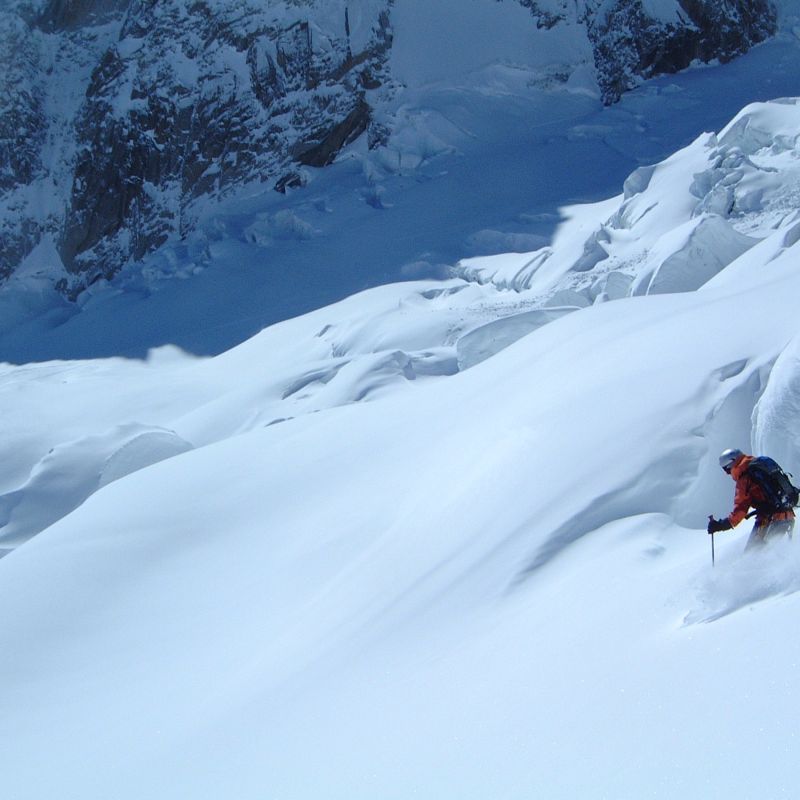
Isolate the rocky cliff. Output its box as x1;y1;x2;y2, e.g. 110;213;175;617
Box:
0;0;777;297
583;0;776;103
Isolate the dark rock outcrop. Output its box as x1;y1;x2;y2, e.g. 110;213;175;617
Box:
516;0;776;104
584;0;777;104
1;1;394;293
38;0;128;31
0;8;46;280
57;1;390;290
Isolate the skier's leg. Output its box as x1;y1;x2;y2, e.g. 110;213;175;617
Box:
745;523;766;550
762;518;794;542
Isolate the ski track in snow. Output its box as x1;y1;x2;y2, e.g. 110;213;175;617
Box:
686;537;800;624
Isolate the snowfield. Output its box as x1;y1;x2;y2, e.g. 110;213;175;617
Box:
5;10;800;799
3;96;800;798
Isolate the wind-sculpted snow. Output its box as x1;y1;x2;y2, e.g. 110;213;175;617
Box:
752;331;800;478
456;98;800;306
0;279;497;552
455;306;578;369
0;423;192;554
5;97;800;799
632;215;757;295
3;230;800;796
4;100;800;556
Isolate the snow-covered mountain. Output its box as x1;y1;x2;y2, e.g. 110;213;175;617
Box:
0;0;782;301
5;2;800;796
4;71;800;797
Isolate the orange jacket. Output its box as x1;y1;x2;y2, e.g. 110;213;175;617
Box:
728;455;795;528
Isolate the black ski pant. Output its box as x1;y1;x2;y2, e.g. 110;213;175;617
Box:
745;517;795;550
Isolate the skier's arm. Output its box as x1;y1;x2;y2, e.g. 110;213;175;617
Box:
728;477;755;527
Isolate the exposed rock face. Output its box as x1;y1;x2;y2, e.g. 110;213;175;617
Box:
0;0;393;294
0;7;46;281
516;1;776;104
38;0;128;30
584;0;777;104
46;1;393;292
0;0;778;296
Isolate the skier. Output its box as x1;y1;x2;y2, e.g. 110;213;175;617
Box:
707;448;796;549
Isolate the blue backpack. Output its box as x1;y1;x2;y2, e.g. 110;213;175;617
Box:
746;456;800;513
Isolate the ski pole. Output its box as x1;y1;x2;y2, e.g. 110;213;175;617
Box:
707;515;716;567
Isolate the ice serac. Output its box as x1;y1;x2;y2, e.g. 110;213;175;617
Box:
456;98;800;304
636;215;757;295
753;332;800;480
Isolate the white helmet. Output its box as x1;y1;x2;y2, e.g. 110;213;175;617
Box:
719;448;744;470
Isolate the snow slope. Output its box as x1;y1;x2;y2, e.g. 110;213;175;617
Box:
3;97;800;798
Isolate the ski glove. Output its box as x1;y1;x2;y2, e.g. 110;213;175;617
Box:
707;516;733;534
